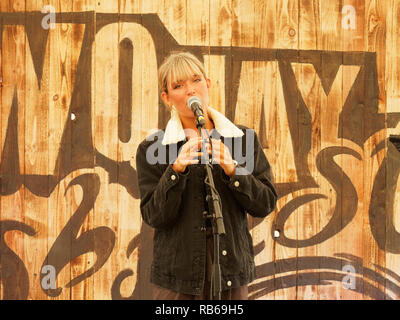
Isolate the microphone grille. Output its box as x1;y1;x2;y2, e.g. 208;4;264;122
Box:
187;96;202;109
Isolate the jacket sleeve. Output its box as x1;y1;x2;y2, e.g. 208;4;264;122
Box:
221;129;278;218
135;140;189;229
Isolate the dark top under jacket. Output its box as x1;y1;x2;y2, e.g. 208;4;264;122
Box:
135;125;277;295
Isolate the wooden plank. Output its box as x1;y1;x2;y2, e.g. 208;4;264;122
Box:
254;0;276;49
232;0;285;301
232;0;254;126
135;18;159;302
24;0;53;300
209;0;232;47
273;0;299;300
21;2;45;299
0;0;27;300
250;3;299;300
203;55;225;115
139;0;162;14
96;0;118;13
158;0;187;46
386;0;400;114
24;1;50;177
118;0;137;301
45;0;73;301
296;0;320;301
0;1;2;301
120;0;141;13
236;57;267;300
186;0;209;47
340;0;365;300
137;2;162;300
276;0;298;49
231;0;254;48
127;4;152;300
317;0;342;300
250;0;277;301
250;59;290;300
385;0;400;300
234;62;254;135
292;61;321;301
0;0;25;12
364;0;387;300
68;0;94;300
93;0;119;300
337;62;364;301
206;0;232;114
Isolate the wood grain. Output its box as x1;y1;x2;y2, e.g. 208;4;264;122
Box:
364;0;387;300
296;0;320;301
273;0;299;300
93;0;119;300
1;21;27;300
340;0;365;300
0;0;399;300
385;0;400;300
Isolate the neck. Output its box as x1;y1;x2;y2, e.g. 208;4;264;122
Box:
180;108;214;140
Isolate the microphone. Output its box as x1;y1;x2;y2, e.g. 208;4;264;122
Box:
187;96;205;127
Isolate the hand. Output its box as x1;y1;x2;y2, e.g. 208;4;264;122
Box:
172;137;204;173
209;139;236;178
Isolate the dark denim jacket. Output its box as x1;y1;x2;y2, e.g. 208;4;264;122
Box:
135;125;277;295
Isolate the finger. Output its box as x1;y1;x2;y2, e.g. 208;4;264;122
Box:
217;150;228;162
187;151;203;159
188;139;203;151
181;159;199;166
210;152;221;164
180;151;202;161
188;137;203;142
188;136;202;141
186;137;202;145
203;142;212;153
210;139;222;149
181;143;199;155
208;142;219;152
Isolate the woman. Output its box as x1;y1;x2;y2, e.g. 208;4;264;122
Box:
136;51;277;300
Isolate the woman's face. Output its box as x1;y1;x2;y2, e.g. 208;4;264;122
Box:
161;71;211;120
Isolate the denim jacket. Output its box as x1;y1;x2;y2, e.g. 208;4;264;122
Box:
135;125;277;295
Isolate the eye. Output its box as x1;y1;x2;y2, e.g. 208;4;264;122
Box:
173;83;182;89
194;78;201;82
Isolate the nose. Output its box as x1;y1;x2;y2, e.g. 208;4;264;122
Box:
186;82;196;96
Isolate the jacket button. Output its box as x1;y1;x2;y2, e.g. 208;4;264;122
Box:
233;181;240;187
171;174;176;181
227;280;232;286
222;250;227;256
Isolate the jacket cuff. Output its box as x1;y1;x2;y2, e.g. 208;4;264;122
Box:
162;164;190;194
220;164;247;193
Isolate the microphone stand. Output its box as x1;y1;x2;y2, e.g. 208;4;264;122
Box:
196;118;225;301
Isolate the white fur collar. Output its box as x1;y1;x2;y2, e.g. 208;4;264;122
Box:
162;106;244;145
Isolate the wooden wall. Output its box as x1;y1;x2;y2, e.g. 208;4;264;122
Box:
0;0;400;300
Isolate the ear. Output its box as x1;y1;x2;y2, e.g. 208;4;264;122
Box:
161;91;170;107
206;78;211;89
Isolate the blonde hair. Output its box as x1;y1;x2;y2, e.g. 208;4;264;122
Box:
158;51;208;98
